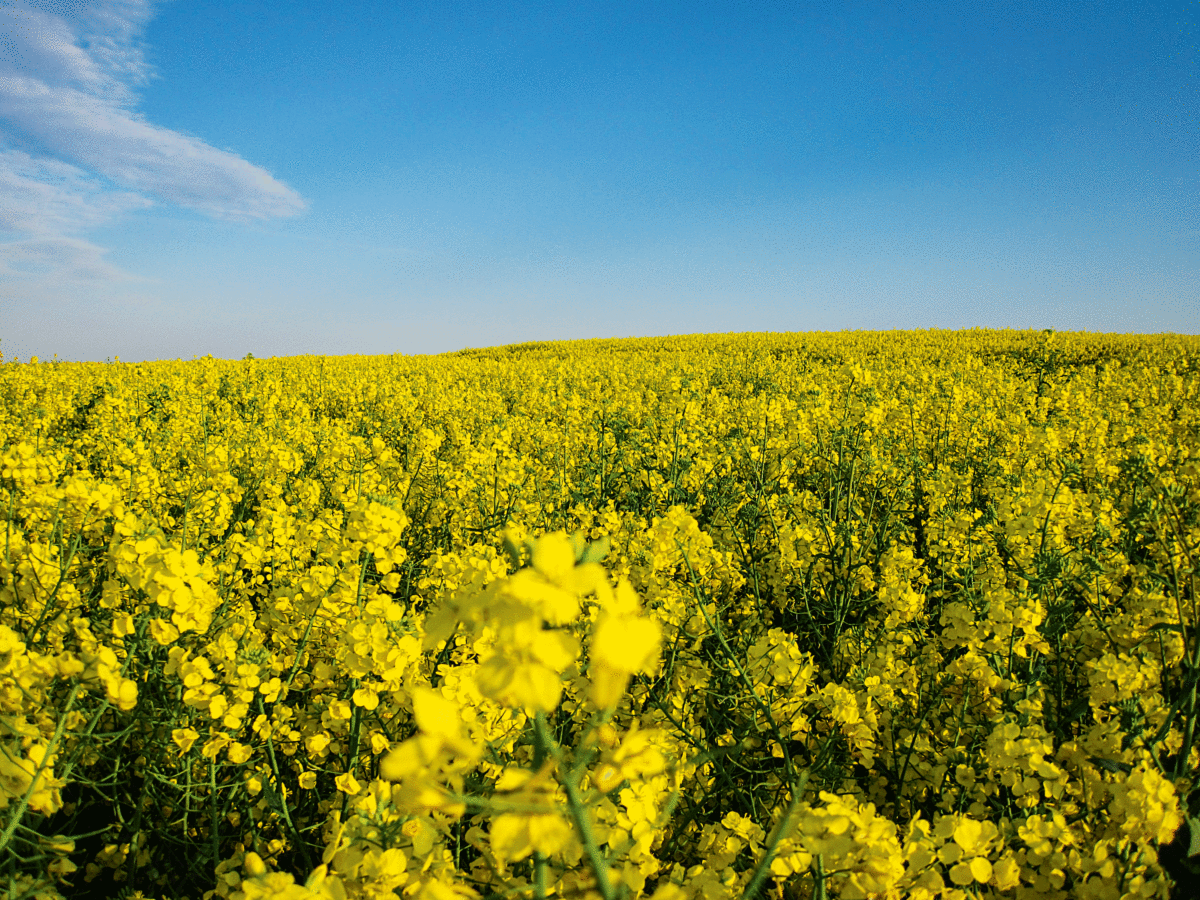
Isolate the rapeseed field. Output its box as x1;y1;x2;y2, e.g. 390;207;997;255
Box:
1;329;1197;900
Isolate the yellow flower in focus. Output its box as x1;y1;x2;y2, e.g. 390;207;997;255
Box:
0;743;66;815
795;792;905;896
172;728;199;753
307;733;331;755
934;815;1000;887
149;618;180;646
201;733;231;760
111;614;136;637
352;685;380;710
1108;763;1182;846
55;653;84;678
259;677;283;703
948;856;993;886
991;854;1020;891
594;724;669;792
952;818;992;856
107;677;138;711
369;732;390;754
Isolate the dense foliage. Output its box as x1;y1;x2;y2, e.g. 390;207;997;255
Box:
1;330;1198;900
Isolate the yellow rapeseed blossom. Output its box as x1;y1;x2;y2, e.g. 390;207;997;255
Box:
589;579;662;709
3;331;1198;900
1107;763;1183;846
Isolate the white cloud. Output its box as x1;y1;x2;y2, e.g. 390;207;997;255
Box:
0;146;151;234
1;73;308;220
0;0;306;290
0;232;148;281
0;1;150;106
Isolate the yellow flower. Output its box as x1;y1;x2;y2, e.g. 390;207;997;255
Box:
1108;763;1182;845
532;531;575;583
111;614;136;637
201;733;231;760
172;728;200;753
107;677;138;712
306;733;331;756
588;582;661;708
360;847;408;887
244;852;267;877
490;812;572;864
412;687;467;742
476;654;565;713
952;818;993;856
991;854;1021;891
0;743;66;815
239;871;314;900
402;817;438;856
149;618;180;645
377;689;481;816
591;612;661;675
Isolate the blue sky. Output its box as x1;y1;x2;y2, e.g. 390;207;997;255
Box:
1;0;1197;362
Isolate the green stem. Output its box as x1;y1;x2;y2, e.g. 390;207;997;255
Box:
534;713;616;900
814;853;827;900
26;530;83;645
341;679;362;822
678;546;800;782
741;768;811;900
257;696;315;874
0;682;81;858
534;851;547;900
532;718;548;900
210;759;220;871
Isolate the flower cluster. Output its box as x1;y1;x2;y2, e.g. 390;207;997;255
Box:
1;331;1197;900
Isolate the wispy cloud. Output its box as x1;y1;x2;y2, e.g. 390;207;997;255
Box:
0;0;306;287
1;232;146;282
